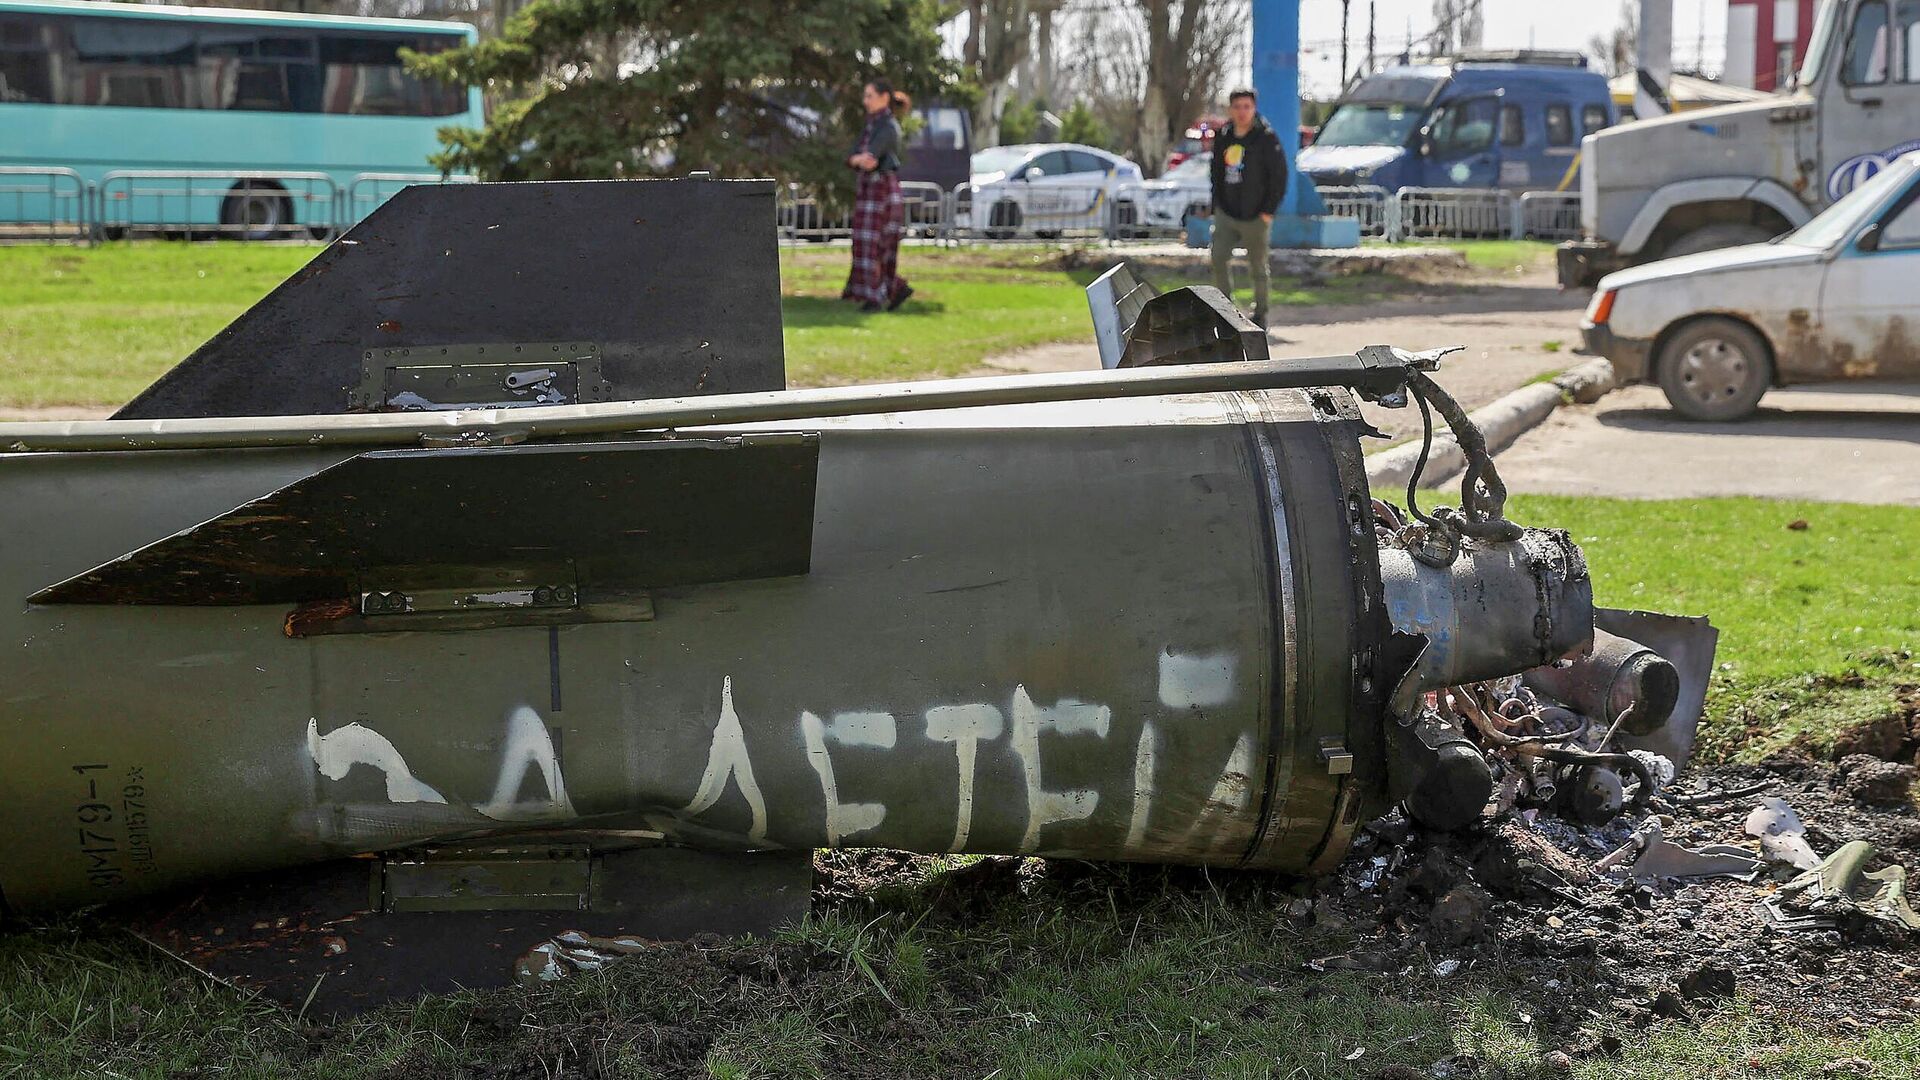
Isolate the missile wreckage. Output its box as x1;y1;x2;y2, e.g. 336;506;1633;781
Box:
0;178;1714;1009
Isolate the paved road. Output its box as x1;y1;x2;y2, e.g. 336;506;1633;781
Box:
1496;383;1920;506
984;282;1584;444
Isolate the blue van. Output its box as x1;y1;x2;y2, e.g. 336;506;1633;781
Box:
1299;51;1616;193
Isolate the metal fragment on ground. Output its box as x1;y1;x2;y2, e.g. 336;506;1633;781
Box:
1745;798;1823;871
1595;818;1763;882
1765;840;1920;933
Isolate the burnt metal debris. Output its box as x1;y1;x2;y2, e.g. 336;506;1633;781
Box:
0;178;1724;1010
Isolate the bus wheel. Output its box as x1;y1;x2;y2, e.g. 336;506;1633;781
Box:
221;185;291;241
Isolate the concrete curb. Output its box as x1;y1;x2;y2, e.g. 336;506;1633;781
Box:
1367;356;1615;494
1066;244;1469;280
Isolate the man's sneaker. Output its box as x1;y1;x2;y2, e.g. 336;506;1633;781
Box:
887;285;915;311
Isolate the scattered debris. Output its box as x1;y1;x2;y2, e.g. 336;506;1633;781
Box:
514;929;652;986
1669;779;1774;806
1302;746;1920;1040
1596;818;1762;882
1766;840;1920;933
1746;798;1823;871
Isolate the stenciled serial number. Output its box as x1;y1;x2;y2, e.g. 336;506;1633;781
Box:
69;763;157;888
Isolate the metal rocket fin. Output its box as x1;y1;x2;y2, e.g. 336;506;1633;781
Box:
31;434;817;607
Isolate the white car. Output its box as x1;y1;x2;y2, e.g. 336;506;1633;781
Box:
1582;150;1920;421
1139;152;1211;230
958;143;1144;237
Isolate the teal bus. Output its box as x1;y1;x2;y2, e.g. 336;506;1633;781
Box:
0;0;483;238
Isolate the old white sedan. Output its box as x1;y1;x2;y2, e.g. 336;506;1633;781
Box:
1581;150;1920;420
957;143;1144;237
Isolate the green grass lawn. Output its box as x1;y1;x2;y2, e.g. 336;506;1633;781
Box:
1510;495;1920;762
1365;237;1558;273
2;493;1912;1080
0;244;317;409
0;242;1480;409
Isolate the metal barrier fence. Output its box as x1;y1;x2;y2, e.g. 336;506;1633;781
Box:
1315;185;1393;238
1512;191;1583;241
1;167;1583;248
96;170;339;240
340;172;475;227
950;181;1156;243
1390;187;1513;241
1107;181;1204;241
0;169;473;244
777;181;951;243
0;167;89;243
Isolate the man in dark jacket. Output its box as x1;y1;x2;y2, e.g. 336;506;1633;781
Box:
1208;88;1288;328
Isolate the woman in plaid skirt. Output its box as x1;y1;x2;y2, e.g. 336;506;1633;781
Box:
842;79;913;312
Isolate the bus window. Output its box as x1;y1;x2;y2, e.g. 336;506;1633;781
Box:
1581;103;1610;135
197;28;318;112
320;33;464;116
0;14;57;103
71;18;196;109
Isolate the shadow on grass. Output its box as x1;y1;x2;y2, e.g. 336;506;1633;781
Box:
782;295;950;329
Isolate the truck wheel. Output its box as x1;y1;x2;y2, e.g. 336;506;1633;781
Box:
1661;223;1775;259
1657;317;1772;421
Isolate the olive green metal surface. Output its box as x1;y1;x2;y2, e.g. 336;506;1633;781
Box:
0;389;1384;911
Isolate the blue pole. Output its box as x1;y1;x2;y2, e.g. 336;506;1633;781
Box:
1248;0;1333;226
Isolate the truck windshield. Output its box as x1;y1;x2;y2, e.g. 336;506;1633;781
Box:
1314;73;1441;146
1798;0;1842;87
1316;102;1427;147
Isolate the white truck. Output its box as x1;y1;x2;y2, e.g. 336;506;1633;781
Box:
1558;0;1920;287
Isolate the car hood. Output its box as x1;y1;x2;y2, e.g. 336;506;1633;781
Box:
1599;240;1826;291
1297;144;1406;176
